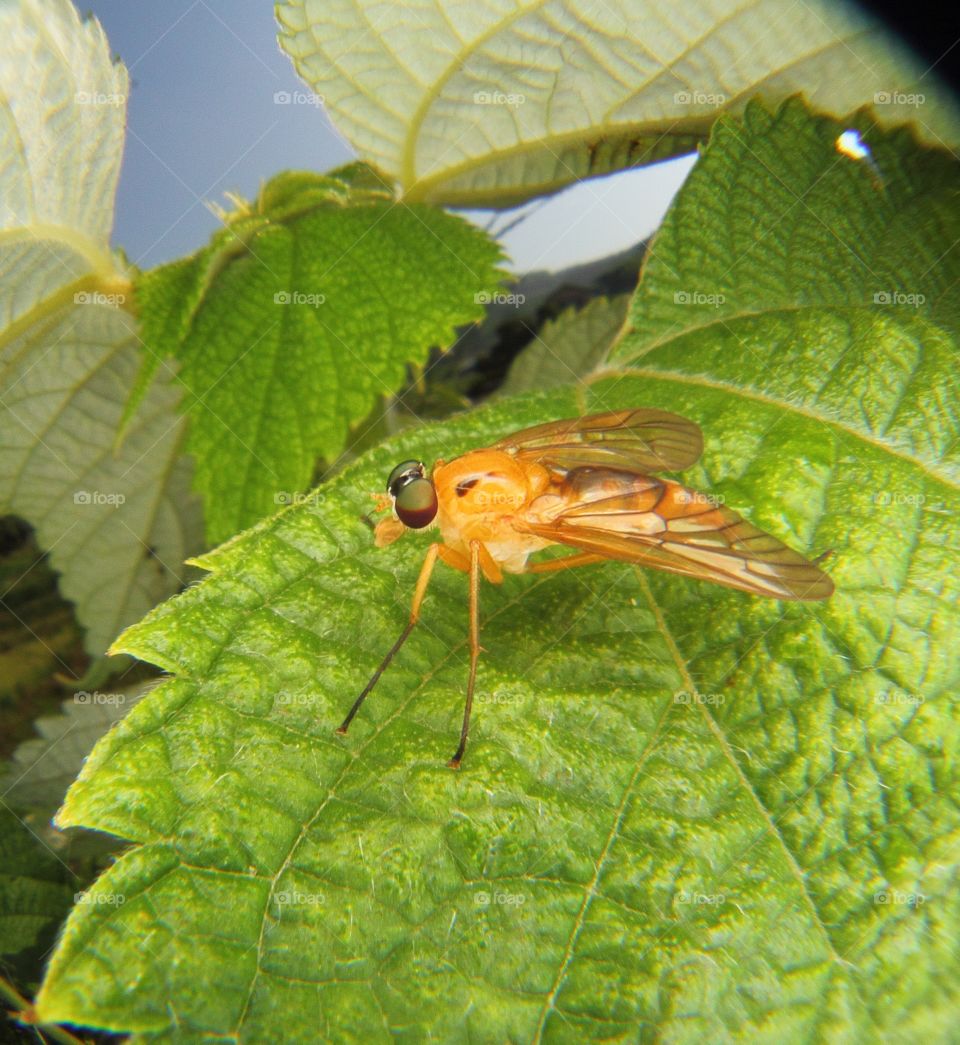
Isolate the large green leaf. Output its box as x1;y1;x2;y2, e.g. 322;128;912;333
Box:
137;169;505;542
35;103;958;1040
0;0;204;657
277;0;960;207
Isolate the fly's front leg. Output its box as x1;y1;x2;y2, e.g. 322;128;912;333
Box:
448;540;482;769
337;543;441;736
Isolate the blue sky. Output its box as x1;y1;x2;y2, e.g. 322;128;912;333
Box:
85;0;695;274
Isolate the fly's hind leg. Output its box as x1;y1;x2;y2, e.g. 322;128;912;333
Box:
448;540;482;769
447;546;596;766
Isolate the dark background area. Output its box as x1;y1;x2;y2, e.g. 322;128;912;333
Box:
870;1;960;91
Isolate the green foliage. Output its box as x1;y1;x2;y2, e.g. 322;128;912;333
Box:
0;809;74;959
136;169;506;542
0;304;204;657
4;686;148;824
34;100;960;1040
617;99;960;357
500;295;631;396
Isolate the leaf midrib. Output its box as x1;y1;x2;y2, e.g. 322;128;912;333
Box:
635;572;843;964
0;224;117;278
532;566;852;1037
596;365;958;491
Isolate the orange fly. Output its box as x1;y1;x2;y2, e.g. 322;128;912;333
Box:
338;409;833;767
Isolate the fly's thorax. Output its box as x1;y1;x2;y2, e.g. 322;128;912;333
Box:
433;450;549;543
434;450;547;516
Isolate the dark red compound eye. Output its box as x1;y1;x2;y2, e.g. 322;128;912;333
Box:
393;476;438;528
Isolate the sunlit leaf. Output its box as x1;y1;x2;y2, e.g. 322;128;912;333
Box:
278;0;960;206
1;305;204;656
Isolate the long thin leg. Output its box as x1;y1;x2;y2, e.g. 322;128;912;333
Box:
448;540;481;769
337;543;441;735
526;551;607;574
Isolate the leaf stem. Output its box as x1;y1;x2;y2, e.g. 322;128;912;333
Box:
0;975;88;1045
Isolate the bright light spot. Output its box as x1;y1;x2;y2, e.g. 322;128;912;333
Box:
836;129;871;161
835;129;885;191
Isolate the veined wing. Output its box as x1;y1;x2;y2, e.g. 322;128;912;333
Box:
492;409;703;474
516;470;834;601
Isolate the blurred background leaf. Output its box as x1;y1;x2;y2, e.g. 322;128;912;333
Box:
0;1;204;663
